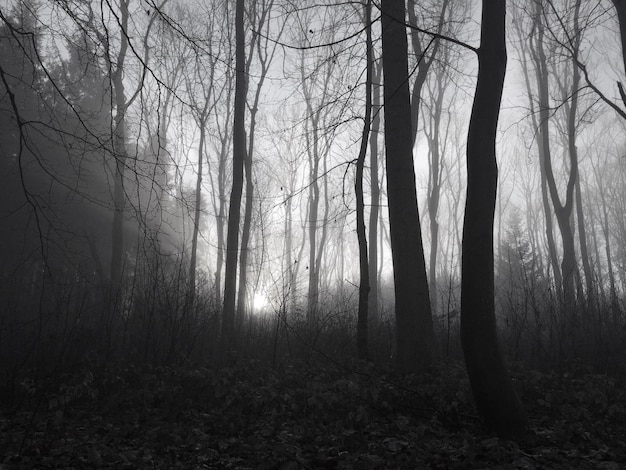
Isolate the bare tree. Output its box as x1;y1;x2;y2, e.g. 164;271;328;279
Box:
460;0;527;437
381;0;434;372
220;0;247;355
367;60;382;323
185;23;220;297
356;0;373;360
84;0;169;296
237;0;283;323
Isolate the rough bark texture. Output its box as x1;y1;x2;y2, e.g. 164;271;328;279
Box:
460;0;527;438
381;0;433;373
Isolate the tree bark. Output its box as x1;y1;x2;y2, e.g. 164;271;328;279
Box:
460;0;526;438
356;0;373;361
189;122;205;296
109;0;131;297
367;61;381;323
221;0;247;355
381;0;433;373
532;1;578;314
425;74;446;317
407;0;447;146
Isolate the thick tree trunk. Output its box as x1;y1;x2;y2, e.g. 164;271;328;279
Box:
221;0;247;355
381;0;433;373
460;0;527;438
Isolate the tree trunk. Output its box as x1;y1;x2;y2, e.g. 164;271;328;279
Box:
236;128;254;325
109;0;131;297
425;76;445;317
532;0;579;315
460;0;526;438
220;0;247;355
612;0;626;82
356;0;373;361
367;61;381;324
306;118;320;322
407;0;447;146
381;0;433;373
236;0;277;324
189;123;206;296
575;174;593;306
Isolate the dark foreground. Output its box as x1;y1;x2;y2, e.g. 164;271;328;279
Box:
1;360;625;469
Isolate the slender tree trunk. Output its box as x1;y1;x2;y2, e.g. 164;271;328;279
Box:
575;165;593;304
513;5;563;298
426;80;445;317
307;123;320;322
381;0;433;373
236;0;278;323
566;2;592;308
236;133;253;324
368;62;381;323
356;0;373;360
214;136;229;307
189;124;206;296
221;0;247;355
460;0;526;438
108;0;166;295
593;161;620;326
534;1;579;315
109;1;131;296
316;153;330;301
407;0;447;145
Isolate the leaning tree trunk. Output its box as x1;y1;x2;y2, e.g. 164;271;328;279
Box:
460;0;527;438
381;0;434;373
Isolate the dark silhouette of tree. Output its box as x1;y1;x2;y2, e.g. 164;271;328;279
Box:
612;0;626;106
460;0;527;438
220;0;248;356
356;0;373;360
237;0;283;323
367;61;382;323
381;0;434;372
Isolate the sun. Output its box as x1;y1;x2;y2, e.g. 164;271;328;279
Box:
252;292;269;312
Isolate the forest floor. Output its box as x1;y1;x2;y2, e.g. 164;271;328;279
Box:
1;359;625;469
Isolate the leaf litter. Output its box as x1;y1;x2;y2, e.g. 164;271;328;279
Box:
1;360;625;468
